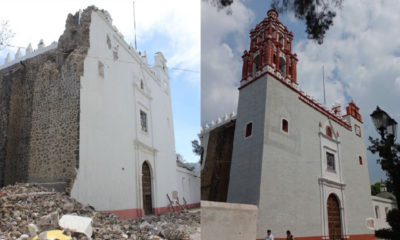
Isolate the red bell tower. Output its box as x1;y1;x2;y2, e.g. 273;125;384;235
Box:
241;9;298;86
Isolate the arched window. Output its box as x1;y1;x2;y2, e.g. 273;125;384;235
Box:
375;206;380;218
282;119;288;133
279;33;284;45
140;80;144;90
326;126;333;138
253;55;259;75
279;57;286;77
359;156;363;165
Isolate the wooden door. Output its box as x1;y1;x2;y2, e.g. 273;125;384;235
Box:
142;162;153;215
327;194;342;240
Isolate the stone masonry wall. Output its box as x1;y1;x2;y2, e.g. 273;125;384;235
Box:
0;69;12;186
201;120;236;202
0;62;35;186
0;6;97;190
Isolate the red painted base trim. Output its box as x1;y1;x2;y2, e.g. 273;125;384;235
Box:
257;234;375;240
347;234;376;240
153;202;201;215
103;202;200;220
104;208;145;220
186;202;201;209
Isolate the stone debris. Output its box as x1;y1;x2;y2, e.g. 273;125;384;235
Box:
0;184;200;240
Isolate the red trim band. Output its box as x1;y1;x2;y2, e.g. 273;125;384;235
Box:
239;71;352;131
103;202;200;220
104;208;145;220
257;234;375;240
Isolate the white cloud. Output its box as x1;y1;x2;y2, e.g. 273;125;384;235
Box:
292;0;400;183
295;0;400;117
0;0;200;164
201;0;400;182
201;0;254;125
395;76;400;92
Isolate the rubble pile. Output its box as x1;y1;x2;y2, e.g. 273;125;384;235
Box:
0;184;200;240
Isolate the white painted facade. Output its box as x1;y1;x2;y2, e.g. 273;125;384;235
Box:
70;10;199;215
176;166;201;205
372;195;397;230
201;9;375;239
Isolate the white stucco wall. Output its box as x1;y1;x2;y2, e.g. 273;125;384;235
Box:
372;196;397;230
71;10;177;212
176;167;200;205
258;74;372;237
226;72;374;239
255;75;374;238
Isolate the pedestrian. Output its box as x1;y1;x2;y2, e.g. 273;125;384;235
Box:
265;229;274;240
286;230;293;240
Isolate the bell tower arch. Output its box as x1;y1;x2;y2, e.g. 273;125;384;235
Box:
241;9;298;86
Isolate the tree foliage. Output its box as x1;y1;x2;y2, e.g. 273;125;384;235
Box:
371;182;381;196
369;134;400;239
205;0;343;44
371;181;393;195
375;209;400;239
368;135;400;207
191;139;202;156
0;20;14;50
272;0;342;44
203;0;234;14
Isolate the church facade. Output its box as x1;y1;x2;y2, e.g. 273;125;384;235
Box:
201;9;374;240
0;6;199;219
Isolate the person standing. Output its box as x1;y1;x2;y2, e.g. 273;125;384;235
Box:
286;230;293;240
265;229;274;240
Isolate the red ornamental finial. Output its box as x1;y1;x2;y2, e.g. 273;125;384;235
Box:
267;9;278;20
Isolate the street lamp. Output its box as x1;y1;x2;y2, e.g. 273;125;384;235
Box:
370;106;398;140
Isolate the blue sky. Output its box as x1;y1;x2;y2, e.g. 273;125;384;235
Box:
202;0;400;184
0;0;200;163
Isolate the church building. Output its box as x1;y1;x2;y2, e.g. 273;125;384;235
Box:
0;6;199;219
201;9;374;240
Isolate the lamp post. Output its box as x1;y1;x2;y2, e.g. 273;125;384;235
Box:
369;107;400;240
370;106;398;140
369;106;400;211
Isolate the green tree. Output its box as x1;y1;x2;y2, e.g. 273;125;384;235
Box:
371;182;381;196
368;135;400;207
191;139;202;156
369;134;400;239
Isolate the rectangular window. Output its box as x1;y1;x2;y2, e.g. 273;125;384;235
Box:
245;122;252;138
282;119;288;133
98;61;104;78
326;152;335;171
355;124;362;137
140;110;148;132
375;206;380;218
